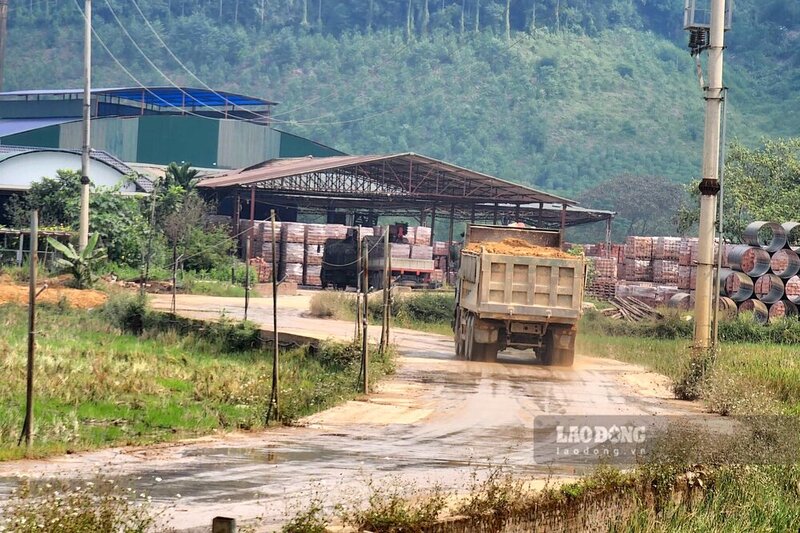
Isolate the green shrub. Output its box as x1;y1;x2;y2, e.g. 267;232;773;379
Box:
102;291;150;334
205;318;262;351
338;479;448;533
310;340;362;369
394;292;454;324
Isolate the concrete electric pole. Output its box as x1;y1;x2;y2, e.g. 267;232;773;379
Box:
79;0;92;251
0;0;8;91
690;0;728;350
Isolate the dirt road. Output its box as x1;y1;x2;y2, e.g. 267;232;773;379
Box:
0;293;697;531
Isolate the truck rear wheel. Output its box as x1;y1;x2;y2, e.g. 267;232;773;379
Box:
538;331;555;365
454;308;465;359
539;328;575;367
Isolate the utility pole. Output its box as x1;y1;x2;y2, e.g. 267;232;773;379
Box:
20;210;38;452
692;0;727;350
361;238;369;394
0;0;8;91
79;0;92;251
266;210;280;424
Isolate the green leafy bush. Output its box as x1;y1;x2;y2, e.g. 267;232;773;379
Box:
102;291;150;334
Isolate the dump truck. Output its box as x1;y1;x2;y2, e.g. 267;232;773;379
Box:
454;225;586;366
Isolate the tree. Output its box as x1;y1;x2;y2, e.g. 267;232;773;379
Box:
48;233;107;289
579;174;686;239
164;162;200;190
678;138;800;241
4;170;147;266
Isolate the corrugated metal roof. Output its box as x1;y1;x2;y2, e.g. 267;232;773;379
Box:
197;153;576;206
0;87;277;108
0;117;76;137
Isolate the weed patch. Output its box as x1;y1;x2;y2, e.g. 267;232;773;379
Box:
0;475;167;532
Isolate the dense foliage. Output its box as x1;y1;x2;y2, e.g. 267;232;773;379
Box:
4;1;800;239
678;137;800;240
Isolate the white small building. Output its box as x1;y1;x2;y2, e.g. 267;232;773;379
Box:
0;145;151;225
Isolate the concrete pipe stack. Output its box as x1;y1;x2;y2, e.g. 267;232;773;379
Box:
721;221;800;324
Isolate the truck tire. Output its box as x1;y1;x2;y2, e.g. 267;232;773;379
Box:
480;342;499;363
454;308;465;359
538;330;555;365
540;327;576;367
464;314;486;362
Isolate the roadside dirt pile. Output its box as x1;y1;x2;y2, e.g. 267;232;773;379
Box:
464;238;577;259
0;278;107;309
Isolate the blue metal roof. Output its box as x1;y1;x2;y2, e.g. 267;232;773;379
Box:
0;87;277;108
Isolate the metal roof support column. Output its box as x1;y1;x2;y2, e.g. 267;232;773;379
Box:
448;204;455;286
430;205;437;245
560;203;567;246
537;202;544;227
248;186;256;262
233;192;241;241
605;217;612;258
470;205;476;223
515;203;521;223
493;202;498;225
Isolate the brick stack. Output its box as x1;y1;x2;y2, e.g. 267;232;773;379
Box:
623;237;654;282
586;257;617;300
239;221;434;286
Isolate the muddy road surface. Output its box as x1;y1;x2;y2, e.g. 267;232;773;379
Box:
0;293;698;531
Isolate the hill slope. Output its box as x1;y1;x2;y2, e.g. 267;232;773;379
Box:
3;0;799;236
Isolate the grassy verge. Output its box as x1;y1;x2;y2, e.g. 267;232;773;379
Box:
0;296;394;461
309;290;455;336
578;327;800;415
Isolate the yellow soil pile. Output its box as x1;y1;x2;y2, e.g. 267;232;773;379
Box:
0;282;107;309
464;238;578;259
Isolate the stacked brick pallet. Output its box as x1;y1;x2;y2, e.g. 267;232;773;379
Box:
583;235;734;305
238;220;435;287
718;221;800;324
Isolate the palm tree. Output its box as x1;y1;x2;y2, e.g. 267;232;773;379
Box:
165;162;200;190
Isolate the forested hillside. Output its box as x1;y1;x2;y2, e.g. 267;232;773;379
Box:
4;0;800;237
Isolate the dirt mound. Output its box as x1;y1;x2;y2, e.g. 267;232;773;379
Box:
0;282;107;309
464;238;578;259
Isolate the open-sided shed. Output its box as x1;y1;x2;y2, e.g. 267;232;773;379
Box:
197;152;614;244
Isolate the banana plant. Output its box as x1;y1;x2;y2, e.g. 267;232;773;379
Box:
47;233;107;289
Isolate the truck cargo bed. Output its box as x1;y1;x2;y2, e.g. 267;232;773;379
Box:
459;250;583;323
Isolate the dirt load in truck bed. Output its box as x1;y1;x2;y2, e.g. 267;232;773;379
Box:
464;238;578;259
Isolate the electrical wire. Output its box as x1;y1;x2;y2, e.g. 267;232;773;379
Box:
128;0;412;123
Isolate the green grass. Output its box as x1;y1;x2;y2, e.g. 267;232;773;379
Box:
614;465;800;532
578;316;800;415
0;302;394;461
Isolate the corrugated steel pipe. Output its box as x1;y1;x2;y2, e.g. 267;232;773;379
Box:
718;296;738;319
739;299;769;324
783;222;800;253
754;273;785;304
769;300;798;321
743;221;787;252
722;270;754;302
786;276;800;305
668;292;691;309
770;249;800;279
727;245;771;277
